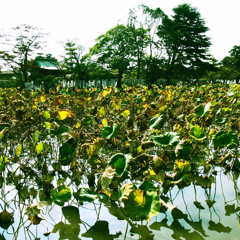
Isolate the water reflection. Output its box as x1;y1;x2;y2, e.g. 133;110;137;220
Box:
0;167;239;239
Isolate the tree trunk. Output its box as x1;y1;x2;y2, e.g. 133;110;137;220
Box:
23;51;29;83
116;70;123;89
136;57;141;80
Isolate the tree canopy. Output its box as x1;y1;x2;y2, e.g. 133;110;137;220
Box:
0;4;239;89
157;4;211;84
90;25;142;88
0;24;46;86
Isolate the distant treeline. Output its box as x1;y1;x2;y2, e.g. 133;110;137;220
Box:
0;3;239;89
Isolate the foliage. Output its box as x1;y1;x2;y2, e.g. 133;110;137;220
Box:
0;3;239;239
0;24;46;85
62;40;89;84
157;4;211;83
0;76;239;238
90;24;148;88
219;45;240;84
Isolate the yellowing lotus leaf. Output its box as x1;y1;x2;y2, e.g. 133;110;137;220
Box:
132;189;145;205
35;142;44;155
149;169;156;176
0;130;4;140
159;105;167;112
15;144;22;157
28;215;43;225
43;121;52;129
74;122;81;128
121;110;130;118
102;89;111;97
175;160;190;169
43;111;51;119
86;144;96;158
57;110;74;120
39;95;46;103
137;145;143;153
111;101;121;110
165;90;173;101
102;119;108;127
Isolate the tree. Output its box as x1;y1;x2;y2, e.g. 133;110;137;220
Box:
228;45;240;83
142;56;165;86
63;40;89;87
0;24;46;86
198;56;219;84
219;45;240;84
127;9;150;80
90;24;144;88
157;4;211;84
86;62;113;81
128;5;166;86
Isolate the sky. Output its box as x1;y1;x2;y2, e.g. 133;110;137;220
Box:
0;0;240;61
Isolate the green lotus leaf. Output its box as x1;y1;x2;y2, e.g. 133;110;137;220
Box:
149;115;164;130
175;141;193;160
59;138;77;165
101;124;119;139
51;186;72;206
52;222;80;240
195;105;204;117
74;188;98;203
0;156;9;172
208;221;231;233
153;132;179;146
190;125;206;139
51;125;69;136
195;102;211;117
213;131;238;149
109;153;127;176
122;188;161;221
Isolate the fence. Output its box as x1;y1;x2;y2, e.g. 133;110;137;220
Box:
62;78;146;88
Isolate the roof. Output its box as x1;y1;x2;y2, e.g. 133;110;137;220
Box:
35;60;58;70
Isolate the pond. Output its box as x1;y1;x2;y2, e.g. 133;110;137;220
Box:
0;85;239;239
0;166;240;240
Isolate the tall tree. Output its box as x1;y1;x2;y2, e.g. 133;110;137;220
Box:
63;40;89;86
128;5;166;86
220;45;240;83
90;24;145;88
157;4;211;84
127;9;149;80
0;24;46;86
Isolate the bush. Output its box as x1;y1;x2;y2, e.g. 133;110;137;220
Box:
0;80;20;88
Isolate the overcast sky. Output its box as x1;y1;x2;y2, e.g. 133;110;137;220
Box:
1;0;239;60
